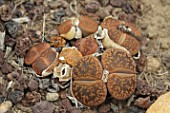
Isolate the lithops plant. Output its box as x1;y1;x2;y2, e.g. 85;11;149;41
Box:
58;15;98;40
102;48;136;100
58;18;81;40
102;28;129;53
59;47;82;66
71;48;137;106
71;56;107;106
78;16;98;36
101;16;141;55
24;42;59;76
74;35;99;56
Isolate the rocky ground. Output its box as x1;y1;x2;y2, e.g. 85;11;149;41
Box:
0;0;170;113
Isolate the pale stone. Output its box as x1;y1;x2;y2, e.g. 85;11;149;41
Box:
46;93;59;102
0;101;12;113
146;56;161;71
146;92;170;113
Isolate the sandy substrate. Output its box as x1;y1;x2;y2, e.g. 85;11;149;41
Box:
137;0;170;91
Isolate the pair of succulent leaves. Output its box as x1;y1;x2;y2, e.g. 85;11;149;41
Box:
72;48;136;107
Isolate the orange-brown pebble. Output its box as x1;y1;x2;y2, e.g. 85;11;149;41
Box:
72;56;107;106
74;35;98;56
78;16;98;36
50;36;66;48
107;73;136;100
59;48;82;66
101;48;136;74
32;48;57;75
24;42;50;65
101;17;141;55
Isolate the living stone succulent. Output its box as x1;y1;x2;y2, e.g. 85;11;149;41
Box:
71;48;137;106
24;42;59;76
101;16;141;55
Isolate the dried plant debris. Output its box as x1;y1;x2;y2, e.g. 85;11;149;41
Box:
135;79;163;97
0;31;5;51
4;21;19;38
0;50;4;66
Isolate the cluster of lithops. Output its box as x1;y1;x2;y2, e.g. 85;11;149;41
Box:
72;48;136;106
24;15;141;107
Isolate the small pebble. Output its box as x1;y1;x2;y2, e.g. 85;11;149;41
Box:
4;21;19;38
0;95;5;104
59;90;67;99
15;34;32;57
98;5;112;19
125;106;145;113
21;91;41;107
4;36;16;47
7;71;19;81
160;39;169;49
0;101;12;113
122;2;134;14
13;76;29;91
59;98;74;111
99;0;109;7
1;63;13;74
118;13;137;23
98;103;111;113
134;96;151;109
1;5;12;21
46;93;59;102
71;108;82;113
16;104;32;113
135;79;152;96
7;90;24;104
32;101;55;113
0;0;4;4
110;0;125;7
146;56;160;71
83;110;96;113
28;79;39;91
85;1;100;13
